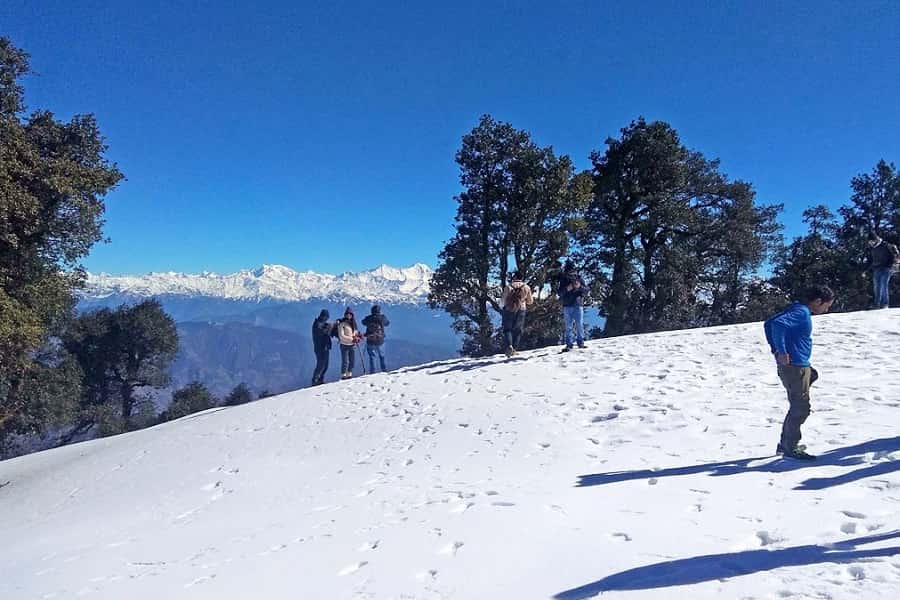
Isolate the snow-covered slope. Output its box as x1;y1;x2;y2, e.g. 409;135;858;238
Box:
82;263;433;304
2;310;899;599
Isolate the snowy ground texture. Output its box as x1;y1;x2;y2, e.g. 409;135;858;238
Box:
2;309;899;599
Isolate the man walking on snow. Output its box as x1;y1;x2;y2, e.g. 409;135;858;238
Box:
763;285;834;460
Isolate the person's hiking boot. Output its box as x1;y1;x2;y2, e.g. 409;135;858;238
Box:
775;442;806;454
577;342;587;349
561;345;573;353
504;347;515;358
782;445;815;460
341;372;352;380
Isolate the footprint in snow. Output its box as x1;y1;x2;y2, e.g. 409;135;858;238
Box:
450;502;475;514
416;569;439;580
357;540;379;552
337;561;368;576
438;541;464;556
840;510;866;519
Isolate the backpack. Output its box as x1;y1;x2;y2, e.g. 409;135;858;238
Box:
366;318;385;345
505;284;527;310
889;243;900;267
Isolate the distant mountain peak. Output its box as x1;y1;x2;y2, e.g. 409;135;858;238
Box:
82;263;434;304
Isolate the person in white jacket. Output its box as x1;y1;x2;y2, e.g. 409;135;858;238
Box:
335;307;362;379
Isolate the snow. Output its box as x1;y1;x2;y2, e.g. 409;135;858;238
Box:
2;309;899;599
82;263;433;304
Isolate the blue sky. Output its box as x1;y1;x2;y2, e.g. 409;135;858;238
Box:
5;0;899;275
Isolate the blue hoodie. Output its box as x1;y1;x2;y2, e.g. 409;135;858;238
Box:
764;302;813;367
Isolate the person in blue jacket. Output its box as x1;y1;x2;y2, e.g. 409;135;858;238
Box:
763;285;835;460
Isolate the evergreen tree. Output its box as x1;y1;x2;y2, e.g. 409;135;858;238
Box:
581;118;779;335
224;383;254;406
63;300;178;436
160;382;217;422
0;37;123;444
429;115;587;356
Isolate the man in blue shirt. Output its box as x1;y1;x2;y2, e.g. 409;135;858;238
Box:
764;285;835;460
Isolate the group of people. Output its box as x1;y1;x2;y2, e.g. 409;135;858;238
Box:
311;305;390;385
308;236;894;455
499;259;587;357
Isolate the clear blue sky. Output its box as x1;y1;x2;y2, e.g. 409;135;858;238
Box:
5;0;899;275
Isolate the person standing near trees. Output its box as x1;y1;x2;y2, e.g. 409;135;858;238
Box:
362;305;390;373
555;260;588;352
500;271;533;356
763;285;834;460
867;232;900;309
336;308;362;379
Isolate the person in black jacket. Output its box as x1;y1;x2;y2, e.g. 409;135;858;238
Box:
555;260;588;351
361;305;390;372
868;232;900;309
311;309;333;385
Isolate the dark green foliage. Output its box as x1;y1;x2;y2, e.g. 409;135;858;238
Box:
0;37;123;444
159;382;217;422
579;118;781;335
63;300;178;436
224;383;254;406
429;115;588;356
771;161;900;311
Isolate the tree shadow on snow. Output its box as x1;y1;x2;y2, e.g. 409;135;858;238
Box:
423;356;530;375
552;530;900;598
575;436;900;489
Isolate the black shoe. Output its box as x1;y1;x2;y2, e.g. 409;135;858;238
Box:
782;447;815;460
577;342;587;349
561;345;573;353
776;442;806;454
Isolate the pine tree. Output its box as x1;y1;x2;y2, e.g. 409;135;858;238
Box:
224;383;254;406
0;37;123;445
63;300;178;437
581;118;779;335
159;382;217;422
429;115;587;356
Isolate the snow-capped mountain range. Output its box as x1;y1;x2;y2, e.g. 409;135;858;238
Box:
83;263;433;304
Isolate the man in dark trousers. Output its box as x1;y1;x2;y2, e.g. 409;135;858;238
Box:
764;285;834;460
867;232;900;309
311;309;333;385
555;260;588;352
362;305;390;373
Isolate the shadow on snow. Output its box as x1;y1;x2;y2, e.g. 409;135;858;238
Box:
553;530;900;598
575;436;900;491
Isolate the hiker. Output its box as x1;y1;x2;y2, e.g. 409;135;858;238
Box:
867;232;900;309
362;305;390;373
335;307;362;379
555;259;587;351
311;309;333;386
501;271;533;356
763;285;835;460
